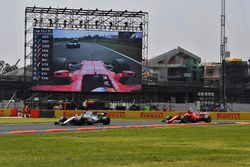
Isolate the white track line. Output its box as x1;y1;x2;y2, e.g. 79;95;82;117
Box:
96;44;141;65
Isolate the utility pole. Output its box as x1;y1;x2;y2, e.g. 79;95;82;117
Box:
220;0;227;110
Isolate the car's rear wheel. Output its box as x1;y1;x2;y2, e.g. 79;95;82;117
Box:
53;58;68;71
59;116;67;123
166;116;172;120
204;115;212;123
181;115;189;123
87;121;93;125
191;119;197;123
119;77;128;84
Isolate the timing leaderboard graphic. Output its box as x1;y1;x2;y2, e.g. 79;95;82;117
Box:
32;28;142;93
32;28;53;82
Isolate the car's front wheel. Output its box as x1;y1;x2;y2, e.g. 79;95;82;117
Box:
102;117;111;125
112;59;130;73
53;58;68;71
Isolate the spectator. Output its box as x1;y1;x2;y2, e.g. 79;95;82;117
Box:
168;105;172;111
162;105;167;112
155;105;160;111
22;103;30;118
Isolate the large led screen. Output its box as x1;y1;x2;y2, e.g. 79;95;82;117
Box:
32;28;142;93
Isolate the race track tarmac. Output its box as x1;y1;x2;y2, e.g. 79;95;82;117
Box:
0;120;249;136
0;120;160;136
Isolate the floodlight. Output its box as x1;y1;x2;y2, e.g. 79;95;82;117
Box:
109;22;113;29
48;19;53;27
32;6;36;12
62;7;67;14
33;18;38;26
124;22;128;28
47;6;51;13
84;21;88;28
95;20;99;28
63;20;67;27
79;20;83;27
77;8;82;14
139;22;143;31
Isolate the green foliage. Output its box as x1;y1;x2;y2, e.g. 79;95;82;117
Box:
0;125;250;167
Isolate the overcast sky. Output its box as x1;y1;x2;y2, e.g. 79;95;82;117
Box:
1;0;250;66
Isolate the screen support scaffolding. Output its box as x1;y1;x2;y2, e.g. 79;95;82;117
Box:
24;6;148;81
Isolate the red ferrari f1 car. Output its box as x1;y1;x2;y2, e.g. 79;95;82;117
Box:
162;111;212;124
32;58;141;92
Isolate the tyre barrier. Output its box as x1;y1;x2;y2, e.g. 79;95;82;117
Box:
30;109;55;118
53;110;250;120
1;109;250;120
0;109;17;117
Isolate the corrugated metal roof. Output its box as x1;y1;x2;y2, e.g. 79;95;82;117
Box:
148;46;201;66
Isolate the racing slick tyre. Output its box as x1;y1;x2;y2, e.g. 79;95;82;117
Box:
59;116;67;123
87;121;93;125
191;119;197;123
204;115;212;123
161;116;172;122
102;117;111;125
166;116;173;120
112;59;130;73
53;58;68;71
56;116;67;125
181;115;189;123
119;77;128;84
80;117;91;125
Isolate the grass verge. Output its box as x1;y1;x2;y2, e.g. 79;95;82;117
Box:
0;125;250;167
0;118;57;124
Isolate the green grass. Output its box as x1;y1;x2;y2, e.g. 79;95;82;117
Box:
0;125;250;167
0;118;57;124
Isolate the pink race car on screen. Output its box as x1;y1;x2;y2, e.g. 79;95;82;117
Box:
32;58;141;92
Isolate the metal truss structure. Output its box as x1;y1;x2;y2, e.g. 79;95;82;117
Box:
24;6;148;80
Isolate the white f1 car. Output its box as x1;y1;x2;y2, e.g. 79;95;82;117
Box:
55;111;111;126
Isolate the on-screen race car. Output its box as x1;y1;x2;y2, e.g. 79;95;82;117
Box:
162;111;212;124
32;58;141;92
55;111;111;126
66;39;80;48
